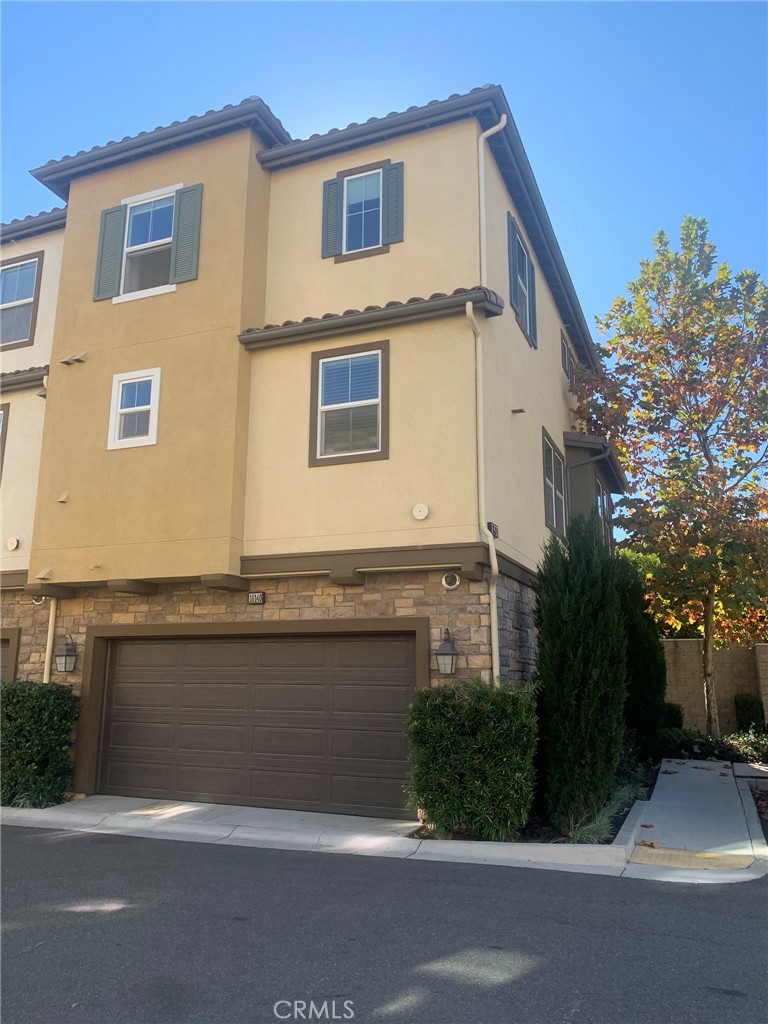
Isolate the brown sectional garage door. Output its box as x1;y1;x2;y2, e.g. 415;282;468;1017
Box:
98;634;417;818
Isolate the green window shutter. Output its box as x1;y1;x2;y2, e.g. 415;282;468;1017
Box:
507;213;520;314
382;162;404;245
321;177;343;258
170;184;203;284
528;254;538;348
93;205;126;301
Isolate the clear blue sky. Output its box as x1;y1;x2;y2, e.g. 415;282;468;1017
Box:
2;2;765;332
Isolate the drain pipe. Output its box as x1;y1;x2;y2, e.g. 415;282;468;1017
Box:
467;302;500;687
467;112;506;688
42;597;58;683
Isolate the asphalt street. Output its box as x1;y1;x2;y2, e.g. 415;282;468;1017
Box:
2;825;766;1024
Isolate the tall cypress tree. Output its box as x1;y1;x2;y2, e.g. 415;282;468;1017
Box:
535;515;627;828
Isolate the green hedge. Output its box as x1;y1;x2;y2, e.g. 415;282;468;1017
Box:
734;694;765;733
615;556;667;758
663;703;684;729
535;516;627;829
1;682;81;807
406;678;538;841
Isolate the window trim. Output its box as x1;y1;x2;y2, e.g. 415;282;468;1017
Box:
107;368;162;451
117;187;181;301
542;428;567;537
0;403;9;482
0;250;44;352
596;477;613;549
561;331;576;382
309;340;390;467
334;160;391;264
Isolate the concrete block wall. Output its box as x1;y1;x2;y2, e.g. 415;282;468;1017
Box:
663;639;764;734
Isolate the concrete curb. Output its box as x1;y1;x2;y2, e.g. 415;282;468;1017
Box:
737;779;768;863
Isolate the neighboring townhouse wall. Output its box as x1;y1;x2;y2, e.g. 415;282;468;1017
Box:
663;639;763;734
1;228;64;576
28;130;266;584
263;120;480;324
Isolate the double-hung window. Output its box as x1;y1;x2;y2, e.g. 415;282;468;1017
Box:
322;161;404;261
108;368;161;450
507;214;537;347
0;252;43;349
543;433;566;535
561;333;576;382
94;183;203;302
309;342;389;466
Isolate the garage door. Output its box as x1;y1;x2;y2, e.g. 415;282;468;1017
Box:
98;634;417;818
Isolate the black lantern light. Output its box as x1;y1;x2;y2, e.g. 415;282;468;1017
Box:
435;628;459;676
54;634;78;673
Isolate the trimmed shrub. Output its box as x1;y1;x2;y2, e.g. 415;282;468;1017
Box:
663;703;684;729
734;694;765;733
1;681;80;807
406;678;538;841
535;515;627;829
615;555;667;758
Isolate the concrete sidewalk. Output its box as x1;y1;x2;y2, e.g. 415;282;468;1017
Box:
3;758;767;883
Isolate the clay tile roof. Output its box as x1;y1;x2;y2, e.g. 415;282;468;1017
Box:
0;207;67;243
31;96;292;200
0;365;49;392
239;287;504;349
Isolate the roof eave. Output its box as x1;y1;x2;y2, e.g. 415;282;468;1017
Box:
0;208;67;244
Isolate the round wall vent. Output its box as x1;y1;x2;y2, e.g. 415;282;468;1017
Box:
441;571;461;591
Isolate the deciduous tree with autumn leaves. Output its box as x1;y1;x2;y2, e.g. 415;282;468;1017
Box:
574;217;768;736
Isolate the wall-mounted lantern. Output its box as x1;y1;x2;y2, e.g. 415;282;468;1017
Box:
54;635;78;673
435;628;459;676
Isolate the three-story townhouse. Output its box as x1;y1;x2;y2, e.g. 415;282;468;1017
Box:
0;86;625;818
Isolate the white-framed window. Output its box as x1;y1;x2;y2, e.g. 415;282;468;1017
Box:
1;256;40;346
120;186;179;298
516;237;530;335
343;170;382;254
596;478;613;547
318;351;381;457
107;368;161;450
543;434;566;535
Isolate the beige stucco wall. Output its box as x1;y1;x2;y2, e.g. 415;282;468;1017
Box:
243;316;480;555
1;228;64;574
29;131;267;583
477;154;575;572
262;120;481;326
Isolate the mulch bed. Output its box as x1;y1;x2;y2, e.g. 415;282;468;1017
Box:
408;763;660;845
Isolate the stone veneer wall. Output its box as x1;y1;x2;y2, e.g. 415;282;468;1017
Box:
663;640;764;734
756;645;768;726
0;570;493;690
496;573;537;682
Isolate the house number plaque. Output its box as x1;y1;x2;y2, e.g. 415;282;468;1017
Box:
247;592;267;605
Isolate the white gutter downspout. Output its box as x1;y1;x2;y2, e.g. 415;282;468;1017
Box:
467;113;507;688
468;112;507;688
42;597;58;683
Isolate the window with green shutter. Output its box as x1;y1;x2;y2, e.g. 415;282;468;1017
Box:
322;160;404;261
94;184;203;302
507;213;537;348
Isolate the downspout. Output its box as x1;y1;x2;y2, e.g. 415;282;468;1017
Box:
467;301;501;687
42;597;58;684
468;112;507;687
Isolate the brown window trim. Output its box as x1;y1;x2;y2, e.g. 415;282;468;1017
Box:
542;427;567;538
309;339;390;468
0;250;44;352
0;403;8;483
334;159;391;265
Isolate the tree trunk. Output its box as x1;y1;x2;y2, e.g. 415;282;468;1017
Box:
702;590;720;737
